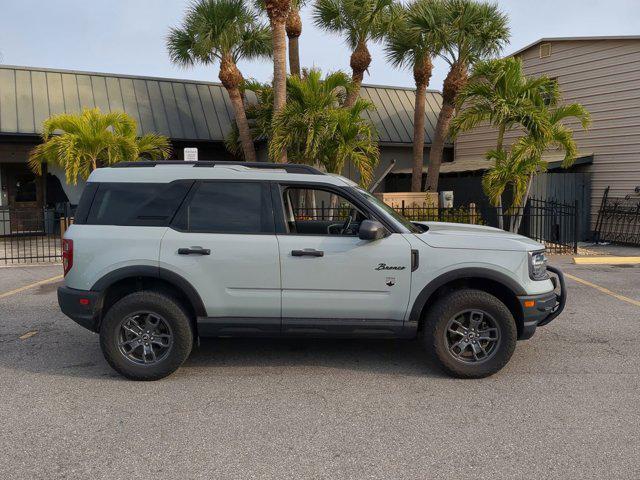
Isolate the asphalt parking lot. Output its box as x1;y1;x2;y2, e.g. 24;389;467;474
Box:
1;259;639;479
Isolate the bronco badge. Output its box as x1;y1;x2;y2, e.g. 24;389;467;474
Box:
375;263;406;271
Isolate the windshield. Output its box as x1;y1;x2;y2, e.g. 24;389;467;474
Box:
354;188;421;233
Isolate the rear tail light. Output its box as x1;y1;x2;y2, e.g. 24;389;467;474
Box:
62;239;73;276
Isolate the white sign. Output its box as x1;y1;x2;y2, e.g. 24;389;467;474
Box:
184;148;198;161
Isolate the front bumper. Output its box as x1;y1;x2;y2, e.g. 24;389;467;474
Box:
517;266;566;340
57;286;102;333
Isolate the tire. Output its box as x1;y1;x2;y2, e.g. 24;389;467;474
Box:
99;291;194;381
422;289;517;379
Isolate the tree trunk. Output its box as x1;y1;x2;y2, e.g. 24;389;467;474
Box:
91;158;98;171
512;174;534;233
271;17;288;162
344;40;371;108
425;62;467;192
411;56;433;192
228;87;257;163
286;7;302;77
219;55;256;162
495;124;506;230
496;197;504;230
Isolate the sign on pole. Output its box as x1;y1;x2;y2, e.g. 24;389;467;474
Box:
184;148;198;161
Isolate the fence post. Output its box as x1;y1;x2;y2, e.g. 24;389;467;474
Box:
573;199;579;254
401;200;405;217
469;203;476;225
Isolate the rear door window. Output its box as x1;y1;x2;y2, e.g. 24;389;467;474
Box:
173;181;274;234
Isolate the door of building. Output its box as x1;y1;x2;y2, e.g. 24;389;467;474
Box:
4;163;44;232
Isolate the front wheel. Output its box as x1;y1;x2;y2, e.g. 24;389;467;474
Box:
100;291;194;381
422;289;517;378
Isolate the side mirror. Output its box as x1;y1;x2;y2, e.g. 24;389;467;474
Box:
359;220;388;241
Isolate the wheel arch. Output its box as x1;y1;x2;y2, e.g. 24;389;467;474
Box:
91;266;207;332
409;268;526;337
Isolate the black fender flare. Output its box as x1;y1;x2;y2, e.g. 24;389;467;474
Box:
407;267;526;325
91;266;207;317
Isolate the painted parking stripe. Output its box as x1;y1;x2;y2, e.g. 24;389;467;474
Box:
564;272;640;307
0;275;63;300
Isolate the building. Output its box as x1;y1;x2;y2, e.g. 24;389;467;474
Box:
450;36;640;229
0;64;452;217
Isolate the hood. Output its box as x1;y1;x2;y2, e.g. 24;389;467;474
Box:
412;221;545;252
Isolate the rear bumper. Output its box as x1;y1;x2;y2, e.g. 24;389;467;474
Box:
517;266;566;340
57;286;102;333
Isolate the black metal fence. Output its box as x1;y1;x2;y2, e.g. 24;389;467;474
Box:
395;198;578;254
0;208;66;264
295;197;578;254
593;187;640;246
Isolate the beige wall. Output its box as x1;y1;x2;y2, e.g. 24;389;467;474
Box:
454;39;640;225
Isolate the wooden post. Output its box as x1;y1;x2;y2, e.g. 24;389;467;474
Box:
469;203;477;225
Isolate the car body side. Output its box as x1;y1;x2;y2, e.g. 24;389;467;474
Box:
60;165;557;341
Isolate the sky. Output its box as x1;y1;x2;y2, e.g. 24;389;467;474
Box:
1;0;640;91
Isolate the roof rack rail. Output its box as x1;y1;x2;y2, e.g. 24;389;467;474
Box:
112;161;324;175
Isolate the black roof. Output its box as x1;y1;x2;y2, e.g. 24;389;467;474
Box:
112;161;324;175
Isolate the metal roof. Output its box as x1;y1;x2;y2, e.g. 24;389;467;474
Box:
0;65;445;146
508;35;640;58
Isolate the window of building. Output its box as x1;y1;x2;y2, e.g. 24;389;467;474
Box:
174;181;273;234
543;77;559;106
540;43;552;58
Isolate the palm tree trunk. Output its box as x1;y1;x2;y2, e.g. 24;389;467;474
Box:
513;174;534;233
344;40;371;108
495;124;506;230
228;87;257;163
219;55;256;162
286;7;302;77
411;56;433;192
271;17;288;162
425;62;467;192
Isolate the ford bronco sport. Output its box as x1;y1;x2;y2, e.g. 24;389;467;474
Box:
58;161;565;380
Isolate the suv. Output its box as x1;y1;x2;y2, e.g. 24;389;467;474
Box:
58;161;565;381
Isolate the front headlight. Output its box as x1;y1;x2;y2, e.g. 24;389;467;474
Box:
528;250;549;280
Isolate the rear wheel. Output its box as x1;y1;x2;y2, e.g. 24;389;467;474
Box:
100;291;193;381
422;289;517;378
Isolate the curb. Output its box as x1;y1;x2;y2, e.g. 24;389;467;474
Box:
573;256;640;265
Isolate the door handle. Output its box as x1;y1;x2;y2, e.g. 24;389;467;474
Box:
291;249;324;257
178;246;211;255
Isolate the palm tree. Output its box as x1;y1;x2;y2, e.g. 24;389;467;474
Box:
287;0;308;76
386;0;445;192
508;104;590;232
167;0;272;163
313;0;395;107
319;99;379;185
451;57;557;228
425;0;509;192
28;108;171;185
268;69;379;184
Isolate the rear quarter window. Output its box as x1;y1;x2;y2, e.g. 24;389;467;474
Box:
84;181;193;226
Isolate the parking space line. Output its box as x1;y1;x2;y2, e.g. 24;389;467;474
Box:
564;272;640;307
0;275;63;300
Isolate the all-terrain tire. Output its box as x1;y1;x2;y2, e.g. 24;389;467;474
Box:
422;289;517;378
100;291;193;381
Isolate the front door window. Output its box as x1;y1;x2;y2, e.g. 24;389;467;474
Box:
282;187;368;236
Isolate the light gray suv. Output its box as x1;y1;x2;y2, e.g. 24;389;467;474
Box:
58;161;565;380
